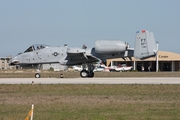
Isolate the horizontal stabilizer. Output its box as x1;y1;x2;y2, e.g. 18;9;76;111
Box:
134;30;157;59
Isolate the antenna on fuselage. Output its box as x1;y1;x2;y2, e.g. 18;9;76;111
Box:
82;44;87;49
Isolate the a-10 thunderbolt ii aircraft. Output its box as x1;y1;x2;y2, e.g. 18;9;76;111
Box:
10;30;157;78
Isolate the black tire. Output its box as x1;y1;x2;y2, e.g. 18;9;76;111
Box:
60;74;64;78
35;73;41;78
80;70;88;78
88;72;94;78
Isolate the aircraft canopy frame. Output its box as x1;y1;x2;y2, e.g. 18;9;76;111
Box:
24;44;50;53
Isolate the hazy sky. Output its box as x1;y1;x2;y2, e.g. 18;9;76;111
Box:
0;0;180;57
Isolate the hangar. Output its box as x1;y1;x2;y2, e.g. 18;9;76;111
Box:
106;51;180;72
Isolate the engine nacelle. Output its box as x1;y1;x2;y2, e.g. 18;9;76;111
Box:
95;40;128;54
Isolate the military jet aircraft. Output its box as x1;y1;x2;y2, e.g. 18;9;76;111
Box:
10;30;157;78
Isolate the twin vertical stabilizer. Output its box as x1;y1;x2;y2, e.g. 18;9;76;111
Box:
134;30;157;59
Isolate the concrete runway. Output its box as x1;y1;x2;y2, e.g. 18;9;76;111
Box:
0;77;180;84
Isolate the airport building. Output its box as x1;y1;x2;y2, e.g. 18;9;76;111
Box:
107;51;180;72
0;57;16;70
1;50;180;72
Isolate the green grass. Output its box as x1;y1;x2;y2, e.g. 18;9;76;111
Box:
0;84;180;120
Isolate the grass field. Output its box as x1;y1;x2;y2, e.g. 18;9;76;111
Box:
0;84;180;120
0;70;180;78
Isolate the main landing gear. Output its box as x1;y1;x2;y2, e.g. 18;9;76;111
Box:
80;63;94;78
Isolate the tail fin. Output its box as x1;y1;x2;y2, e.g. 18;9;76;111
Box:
134;30;157;59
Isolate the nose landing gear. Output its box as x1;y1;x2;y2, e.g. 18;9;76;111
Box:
35;73;41;78
35;64;42;78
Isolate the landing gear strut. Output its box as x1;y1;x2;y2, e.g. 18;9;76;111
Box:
80;63;94;78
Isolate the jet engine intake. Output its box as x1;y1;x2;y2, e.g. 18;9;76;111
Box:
95;40;128;54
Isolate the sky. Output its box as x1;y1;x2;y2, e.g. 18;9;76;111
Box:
0;0;180;57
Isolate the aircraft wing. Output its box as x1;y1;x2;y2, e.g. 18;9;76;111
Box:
64;49;99;65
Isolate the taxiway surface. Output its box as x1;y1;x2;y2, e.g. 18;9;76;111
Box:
0;77;180;84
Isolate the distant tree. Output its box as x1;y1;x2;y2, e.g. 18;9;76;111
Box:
49;67;54;71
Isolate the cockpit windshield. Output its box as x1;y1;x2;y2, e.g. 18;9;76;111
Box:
24;44;49;53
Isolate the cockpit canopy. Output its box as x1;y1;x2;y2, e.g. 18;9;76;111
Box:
24;44;49;53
